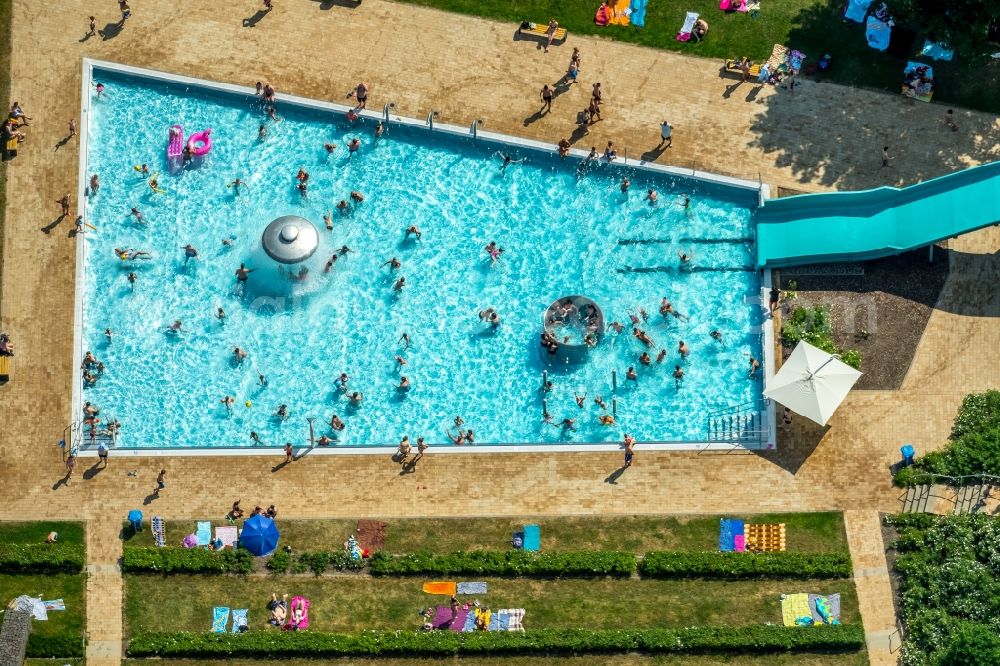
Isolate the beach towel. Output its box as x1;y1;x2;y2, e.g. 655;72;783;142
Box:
12;596;47;621
903;61;934;101
719;0;745;11
500;608;526;631
595;3;611;25
844;0;872;23
432;604;469;631
285;596;310;631
523;524;541;552
152;516;166;548
734;534;746;552
608;0;631;25
462;609;478;632
866;16;891;51
42;599;65;611
182;533;198;548
719;518;745;551
457;582;488;595
212;607;230;633
216;525;238;549
780;594;811;627
631;0;647;27
231;608;248;633
920;39;953;61
809;593;841;624
676;12;698;42
356;519;388;552
196;521;212;546
422;581;458;596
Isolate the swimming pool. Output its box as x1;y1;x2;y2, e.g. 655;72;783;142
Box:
76;62;769;451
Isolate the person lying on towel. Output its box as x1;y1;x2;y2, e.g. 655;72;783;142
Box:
693;18;709;41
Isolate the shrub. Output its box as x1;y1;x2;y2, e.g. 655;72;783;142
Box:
780;305;861;370
369;550;636;577
0;543;85;573
266;550;291;573
640;551;852;579
127;625;864;658
26;632;84;658
122;546;254;574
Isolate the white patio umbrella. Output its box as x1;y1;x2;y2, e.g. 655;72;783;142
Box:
764;340;862;426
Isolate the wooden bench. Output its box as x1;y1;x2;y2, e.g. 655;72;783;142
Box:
0;355;9;383
517;22;568;44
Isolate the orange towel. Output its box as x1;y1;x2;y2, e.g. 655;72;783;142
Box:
608;0;632;26
422;581;457;595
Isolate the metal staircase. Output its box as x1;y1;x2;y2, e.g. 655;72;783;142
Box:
706;399;770;444
899;481;992;515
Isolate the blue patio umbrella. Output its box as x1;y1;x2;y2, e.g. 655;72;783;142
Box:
127;509;143;532
240;514;279;556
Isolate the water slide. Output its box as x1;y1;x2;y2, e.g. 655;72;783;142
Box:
756;161;1000;268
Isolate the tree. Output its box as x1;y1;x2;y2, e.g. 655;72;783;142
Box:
887;0;1000;60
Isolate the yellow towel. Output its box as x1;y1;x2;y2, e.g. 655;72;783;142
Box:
608;0;632;26
780;593;812;626
422;581;457;595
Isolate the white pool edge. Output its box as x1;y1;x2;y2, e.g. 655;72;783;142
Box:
72;59;775;456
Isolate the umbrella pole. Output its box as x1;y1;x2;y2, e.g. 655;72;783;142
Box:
805;354;840;381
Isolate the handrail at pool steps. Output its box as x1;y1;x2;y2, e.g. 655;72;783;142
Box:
706;399;770;443
756;159;1000;268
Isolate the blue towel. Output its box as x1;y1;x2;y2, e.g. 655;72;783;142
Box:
196;521;212;546
523;524;541;552
843;0;872;23
920;39;953;61
457;582;487;595
231;608;248;633
866;16;891;52
719;519;745;551
497;611;510;631
462;610;477;632
631;0;647;27
212;607;230;633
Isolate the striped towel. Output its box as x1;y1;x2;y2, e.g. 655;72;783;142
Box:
457;582;487;595
42;599;66;611
152;516;166;548
231;608;248;632
196;521;212;546
499;608;525;632
212;607;230;633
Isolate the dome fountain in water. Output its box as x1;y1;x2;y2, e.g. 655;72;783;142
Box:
245;215;323;298
540;295;605;365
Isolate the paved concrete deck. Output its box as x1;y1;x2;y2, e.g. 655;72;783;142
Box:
1;1;999;664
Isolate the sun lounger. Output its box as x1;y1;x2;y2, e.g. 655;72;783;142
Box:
676;12;699;41
746;523;786;551
212;607;230;633
517;21;567;43
152;516;166;548
523;524;541;552
231;608;248;633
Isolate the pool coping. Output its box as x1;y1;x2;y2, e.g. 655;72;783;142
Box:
72;58;776;457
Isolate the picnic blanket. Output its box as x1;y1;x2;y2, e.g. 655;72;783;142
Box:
457;582;487;595
231;608;248;633
196;521;212;546
523;524;541;551
903;61;934;102
500;608;526;631
608;0;631;26
216;526;238;549
356;519;387;552
780;594;811;627
422;581;457;596
866;16;891;51
843;0;872;23
10;596;46;621
920;39;953;61
212;607;230;633
42;599;65;611
808;593;841;624
631;0;647;26
745;523;785;552
676;12;698;42
152;516;166;547
432;604;470;630
719;519;745;551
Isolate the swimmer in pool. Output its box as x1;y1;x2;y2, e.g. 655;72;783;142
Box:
336;199;350;215
330;415;345;431
350;191;364;203
324;255;338;273
374;121;384;139
497;152;525;172
233;347;248;363
148;174;165;194
399;333;410;349
182;244;198;264
484;241;503;265
167;320;184;334
395;355;407;370
324;142;337;153
134;164;149;175
227;178;246;194
216;307;226;321
646;189;658;206
393;276;406;292
405;225;421;240
130;207;145;224
258;124;267;140
711;330;723;342
221;395;235;411
334;372;349;392
323;211;333;230
383;257;401;271
115;248;150;261
338;245;353;256
397;376;411;391
348;138;361;155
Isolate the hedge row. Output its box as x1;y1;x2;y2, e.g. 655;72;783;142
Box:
122;546;255;574
0;543;85;573
26;632;85;658
267;549;366;575
128;625;865;657
640;551;853;579
368;550;637;577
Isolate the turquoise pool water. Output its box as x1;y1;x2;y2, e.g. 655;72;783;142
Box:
81;67;763;448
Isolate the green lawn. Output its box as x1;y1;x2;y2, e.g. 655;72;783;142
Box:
0;521;85;545
124;512;846;553
389;0;1000;113
0;573;85;646
124;654;868;666
124;574;858;635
